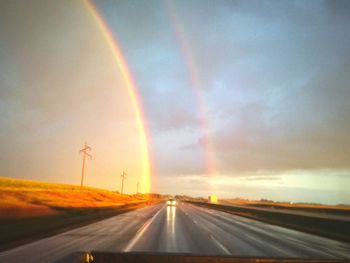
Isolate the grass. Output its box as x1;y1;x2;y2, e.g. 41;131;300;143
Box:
0;176;160;251
221;198;350;209
0;177;149;219
220;198;350;217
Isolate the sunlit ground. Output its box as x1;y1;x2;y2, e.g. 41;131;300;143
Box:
0;177;151;220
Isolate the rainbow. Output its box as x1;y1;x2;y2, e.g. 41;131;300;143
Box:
164;2;216;177
83;0;151;193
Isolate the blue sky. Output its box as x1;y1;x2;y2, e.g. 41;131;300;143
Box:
1;0;350;204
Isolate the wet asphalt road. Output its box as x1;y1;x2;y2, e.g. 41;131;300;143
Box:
0;202;349;263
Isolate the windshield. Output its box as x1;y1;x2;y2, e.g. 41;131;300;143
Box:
0;0;349;262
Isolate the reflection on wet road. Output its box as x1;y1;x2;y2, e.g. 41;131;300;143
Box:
1;202;350;263
166;205;176;250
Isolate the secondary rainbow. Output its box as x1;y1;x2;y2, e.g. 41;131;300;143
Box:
164;2;216;177
83;0;151;193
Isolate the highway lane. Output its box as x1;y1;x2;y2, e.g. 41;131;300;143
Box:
0;202;349;263
126;203;350;259
0;204;162;263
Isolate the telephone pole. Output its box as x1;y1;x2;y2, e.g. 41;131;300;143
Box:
136;181;140;194
120;171;127;194
80;142;92;190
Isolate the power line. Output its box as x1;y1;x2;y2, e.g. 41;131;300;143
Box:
79;142;92;191
136;181;140;194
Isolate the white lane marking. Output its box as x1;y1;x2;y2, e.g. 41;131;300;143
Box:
123;206;163;252
209;234;231;255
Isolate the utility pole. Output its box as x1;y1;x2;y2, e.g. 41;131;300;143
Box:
80;142;92;191
136;181;140;194
120;171;127;194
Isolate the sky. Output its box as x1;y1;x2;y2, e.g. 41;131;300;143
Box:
1;0;350;204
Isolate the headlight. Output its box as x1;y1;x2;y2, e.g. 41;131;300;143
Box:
167;201;171;205
172;200;176;205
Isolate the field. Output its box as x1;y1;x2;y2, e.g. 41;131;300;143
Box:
220;198;350;219
0;177;160;250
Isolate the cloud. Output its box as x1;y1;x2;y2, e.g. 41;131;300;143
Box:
209;53;350;173
243;176;281;181
1;0;350;203
166;0;350;174
157;172;350;204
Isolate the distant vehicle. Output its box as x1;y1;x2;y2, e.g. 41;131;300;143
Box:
208;195;218;204
167;198;177;206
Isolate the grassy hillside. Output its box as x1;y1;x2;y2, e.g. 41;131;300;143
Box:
0;176;159;250
0;176;150;220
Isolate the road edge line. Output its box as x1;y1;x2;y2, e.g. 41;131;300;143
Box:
123;205;163;252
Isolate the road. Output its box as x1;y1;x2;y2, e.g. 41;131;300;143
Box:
0;202;349;262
